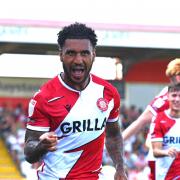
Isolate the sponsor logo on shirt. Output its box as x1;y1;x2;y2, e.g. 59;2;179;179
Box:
96;98;108;112
163;136;180;144
60;118;107;134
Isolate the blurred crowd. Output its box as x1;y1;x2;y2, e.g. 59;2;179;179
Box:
0;103;150;180
102;104;150;179
0;103;38;180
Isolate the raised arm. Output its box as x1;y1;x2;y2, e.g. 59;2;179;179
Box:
105;121;127;180
24;129;58;163
122;108;153;141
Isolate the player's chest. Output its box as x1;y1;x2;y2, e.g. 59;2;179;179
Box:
163;120;180;146
47;88;113;129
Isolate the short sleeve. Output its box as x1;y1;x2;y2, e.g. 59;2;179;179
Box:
107;86;120;123
151;115;163;142
148;87;169;115
26;92;50;132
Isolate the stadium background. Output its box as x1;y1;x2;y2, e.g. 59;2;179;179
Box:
0;0;180;179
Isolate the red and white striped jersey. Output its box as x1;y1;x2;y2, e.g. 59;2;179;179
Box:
146;87;169;161
26;74;120;180
151;110;180;180
147;86;169;116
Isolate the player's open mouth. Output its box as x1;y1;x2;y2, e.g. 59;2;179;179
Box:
71;67;85;79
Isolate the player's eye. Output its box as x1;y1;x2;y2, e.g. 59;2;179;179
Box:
65;50;76;56
80;50;91;56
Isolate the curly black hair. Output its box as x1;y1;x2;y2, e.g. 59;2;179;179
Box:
57;22;97;49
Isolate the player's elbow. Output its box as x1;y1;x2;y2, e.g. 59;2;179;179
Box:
152;149;162;158
153;152;159;158
25;156;36;164
24;148;40;164
24;152;39;164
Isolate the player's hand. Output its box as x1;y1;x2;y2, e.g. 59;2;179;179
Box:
39;132;58;152
166;147;178;158
114;166;128;180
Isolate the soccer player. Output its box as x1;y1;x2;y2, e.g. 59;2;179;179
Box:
123;58;180;140
151;82;180;180
122;58;180;179
24;23;127;180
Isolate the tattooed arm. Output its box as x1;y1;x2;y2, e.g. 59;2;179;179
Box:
105;121;127;180
24;129;58;163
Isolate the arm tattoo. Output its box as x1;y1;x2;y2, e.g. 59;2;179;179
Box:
24;129;47;163
105;121;124;170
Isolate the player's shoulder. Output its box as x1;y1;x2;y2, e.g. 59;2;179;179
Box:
155;110;176;127
91;74;117;92
156;110;166;118
150;86;168;109
155;110;169;123
91;74;120;100
33;75;60;100
42;75;59;89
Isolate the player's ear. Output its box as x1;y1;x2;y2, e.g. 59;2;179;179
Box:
92;50;96;62
59;50;63;62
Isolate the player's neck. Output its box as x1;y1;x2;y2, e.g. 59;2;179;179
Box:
60;72;90;91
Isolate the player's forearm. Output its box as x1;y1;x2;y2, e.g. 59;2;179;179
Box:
105;132;125;171
153;148;168;157
24;140;47;163
122;119;142;140
123;108;153;141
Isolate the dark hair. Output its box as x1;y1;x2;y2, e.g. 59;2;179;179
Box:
168;82;180;92
57;22;97;49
